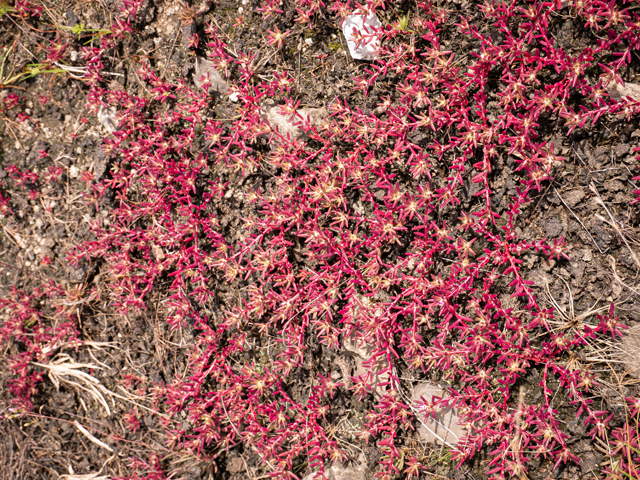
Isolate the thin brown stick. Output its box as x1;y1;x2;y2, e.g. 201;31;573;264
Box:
509;385;529;480
590;183;640;270
159;25;181;81
24;412;170;451
2;120;23;149
553;185;607;254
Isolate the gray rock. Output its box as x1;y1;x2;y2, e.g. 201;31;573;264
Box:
411;383;465;445
97;106;118;133
622;325;640;378
545;217;563;238
562;189;585;208
604;179;625;192
343;335;388;398
607;81;640;101
302;463;368;480
65;9;78;27
265;106;328;141
342;13;382;60
194;57;229;95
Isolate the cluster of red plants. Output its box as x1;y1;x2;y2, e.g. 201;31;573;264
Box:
0;283;82;412
2;0;640;478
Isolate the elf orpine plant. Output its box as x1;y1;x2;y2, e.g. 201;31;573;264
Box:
0;283;81;413
2;0;638;478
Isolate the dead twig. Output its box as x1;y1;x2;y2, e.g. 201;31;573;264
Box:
553;185;607;254
509;385;529;480
590;183;640;270
74;421;113;453
159;25;181;80
33;355;113;415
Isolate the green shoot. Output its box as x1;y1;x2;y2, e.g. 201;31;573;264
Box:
59;23;112;42
0;1;16;17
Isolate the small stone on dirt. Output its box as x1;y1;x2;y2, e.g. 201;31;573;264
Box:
569;260;585;283
614;144;630;158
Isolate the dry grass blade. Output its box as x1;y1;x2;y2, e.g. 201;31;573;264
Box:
540;273;640;396
73;421;113;452
609;257;640;302
543;275;608;331
34;350;171;420
620;326;640;379
589;183;640;270
60;473;110;480
0;37;29;89
554;185;606;254
33;354;112;416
